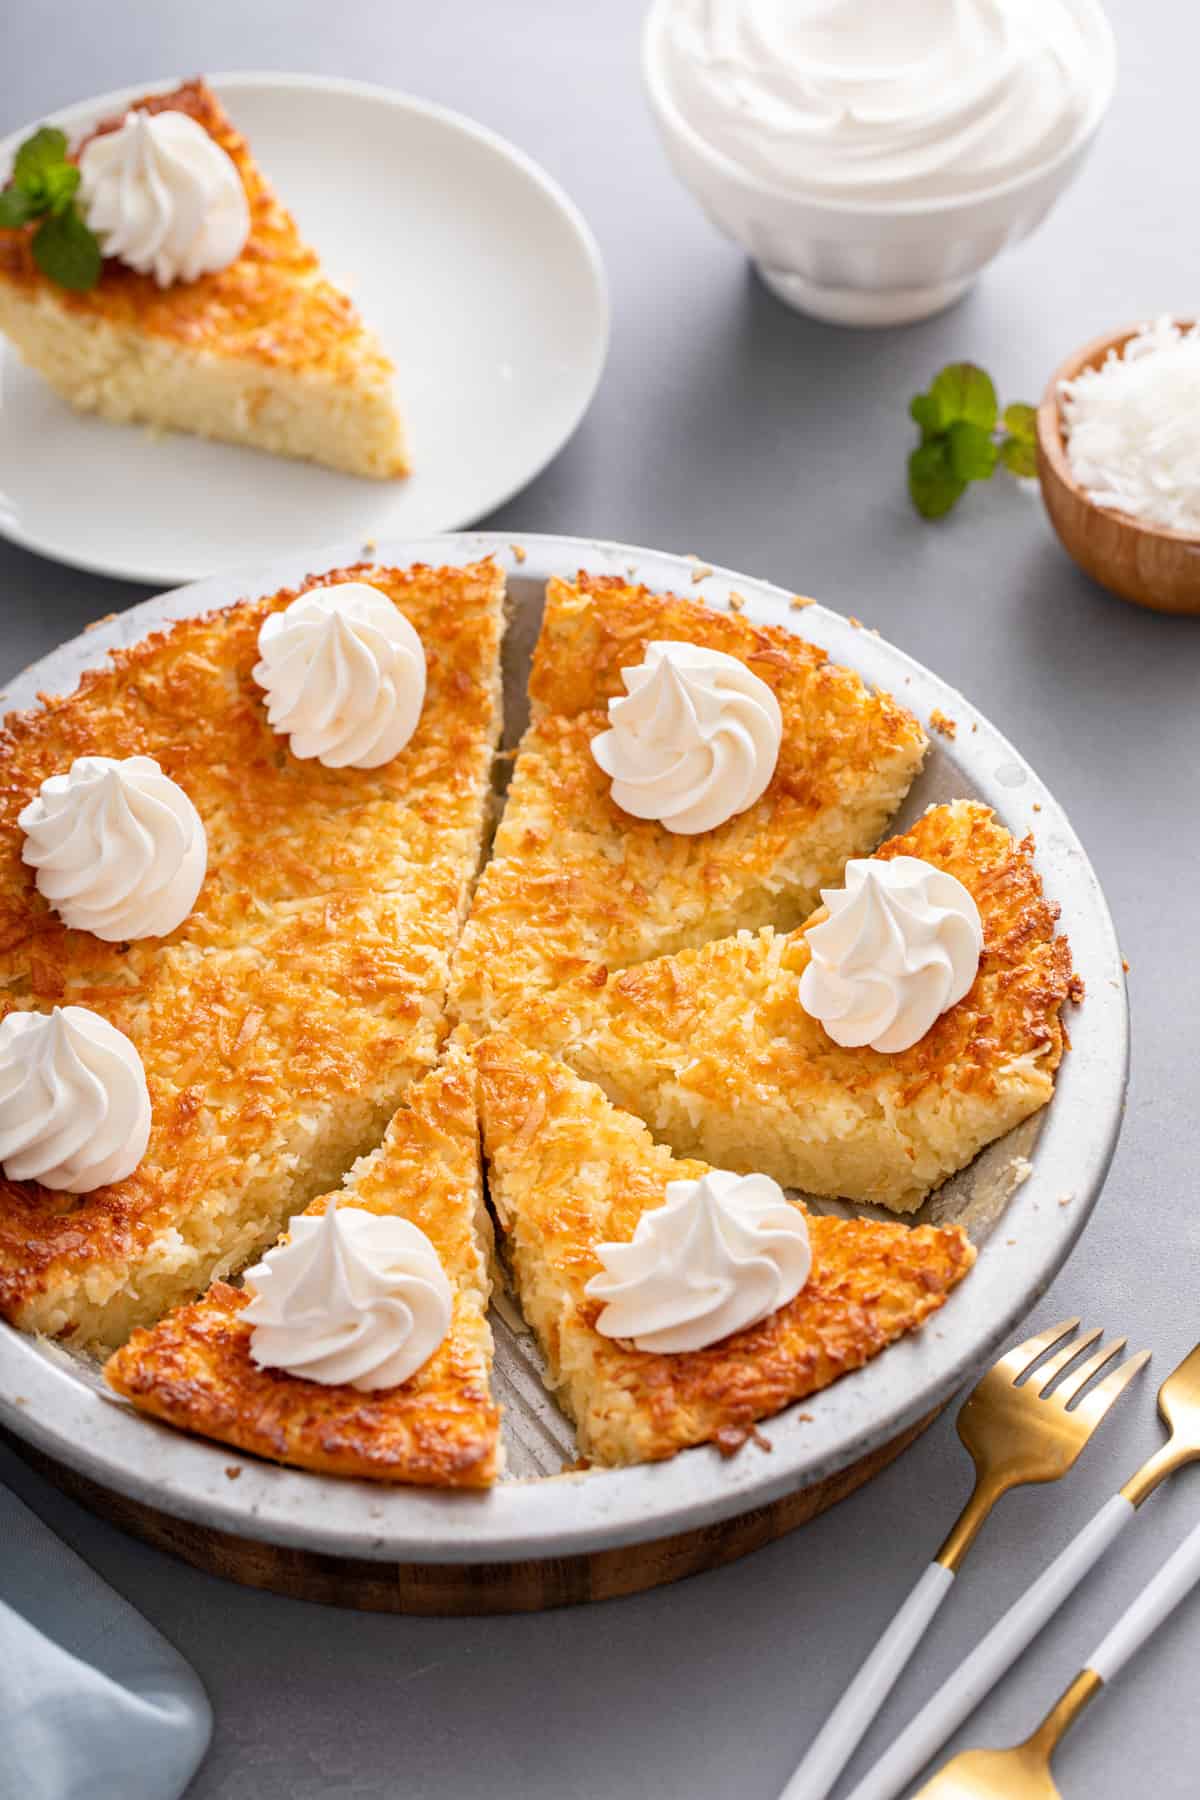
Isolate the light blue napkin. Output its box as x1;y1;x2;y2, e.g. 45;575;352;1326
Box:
0;1480;212;1800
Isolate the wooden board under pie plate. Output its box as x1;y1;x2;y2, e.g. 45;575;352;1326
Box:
7;1409;940;1614
0;534;1128;1611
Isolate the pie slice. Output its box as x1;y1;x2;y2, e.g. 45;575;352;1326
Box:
495;802;1074;1213
106;1053;501;1487
0;80;407;478
450;572;927;1031
0;558;505;1348
473;1033;975;1466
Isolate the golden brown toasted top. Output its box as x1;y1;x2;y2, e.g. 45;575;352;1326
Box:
329;1047;491;1282
0;558;504;964
105;1056;501;1486
104;1279;498;1485
531;799;1074;1108
473;1034;974;1462
0;80;390;378
0;560;505;1324
450;572;927;1025
862;800;1074;1092
530;574;927;756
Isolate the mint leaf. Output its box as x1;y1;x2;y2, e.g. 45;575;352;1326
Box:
908;440;966;519
909;392;943;441
32;206;102;291
946;420;998;483
40;161;80;215
1000;435;1037;478
1002;402;1037;444
930;363;998;431
13;126;69;191
0;186;38;228
1;127;103;288
908;367;1037;517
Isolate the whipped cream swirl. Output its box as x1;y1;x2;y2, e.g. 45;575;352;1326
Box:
586;1169;811;1353
242;1203;453;1390
19;756;207;942
253;583;427;770
656;0;1111;204
0;1006;151;1192
78;108;250;287
799;854;983;1053
591;641;781;834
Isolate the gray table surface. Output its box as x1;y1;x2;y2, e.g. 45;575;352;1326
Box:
1;3;1197;1796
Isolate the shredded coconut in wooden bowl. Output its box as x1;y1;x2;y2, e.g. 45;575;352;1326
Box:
1060;316;1200;533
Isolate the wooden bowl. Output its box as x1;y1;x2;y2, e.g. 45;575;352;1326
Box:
1037;323;1200;615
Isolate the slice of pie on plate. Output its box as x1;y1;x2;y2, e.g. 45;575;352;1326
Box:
0;79;407;478
450;572;928;1032
495;801;1074;1213
0;559;505;1349
473;1033;974;1467
106;1053;501;1487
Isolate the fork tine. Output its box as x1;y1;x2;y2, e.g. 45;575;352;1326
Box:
1054;1335;1128;1406
1070;1348;1152;1429
990;1316;1081;1386
1034;1326;1105;1394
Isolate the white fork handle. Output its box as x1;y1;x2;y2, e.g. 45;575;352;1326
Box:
846;1492;1135;1800
1089;1511;1200;1682
779;1564;954;1800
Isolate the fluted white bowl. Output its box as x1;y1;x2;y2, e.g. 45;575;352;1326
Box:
641;0;1117;328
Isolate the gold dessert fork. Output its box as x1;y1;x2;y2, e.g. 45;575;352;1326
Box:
783;1319;1147;1800
915;1505;1200;1798
847;1341;1200;1800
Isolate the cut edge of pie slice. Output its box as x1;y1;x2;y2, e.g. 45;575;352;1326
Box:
0;79;407;479
492;800;1075;1213
106;1050;502;1488
0;558;506;1350
449;571;928;1033
473;1032;975;1468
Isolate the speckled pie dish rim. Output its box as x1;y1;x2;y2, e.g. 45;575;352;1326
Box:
0;533;1128;1564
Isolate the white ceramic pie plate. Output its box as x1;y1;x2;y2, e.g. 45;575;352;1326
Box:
0;76;609;586
0;533;1128;1564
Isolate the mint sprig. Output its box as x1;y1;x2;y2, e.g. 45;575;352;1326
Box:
908;364;1037;519
0;125;101;292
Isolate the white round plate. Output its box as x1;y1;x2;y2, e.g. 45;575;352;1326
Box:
0;77;609;586
0;535;1128;1565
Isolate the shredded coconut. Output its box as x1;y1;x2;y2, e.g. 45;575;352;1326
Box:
1061;316;1200;531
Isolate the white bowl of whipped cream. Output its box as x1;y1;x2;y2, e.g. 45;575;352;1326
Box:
643;0;1116;327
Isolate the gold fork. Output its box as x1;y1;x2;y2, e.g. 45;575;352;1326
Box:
916;1503;1200;1797
783;1319;1147;1800
848;1342;1200;1800
937;1318;1149;1568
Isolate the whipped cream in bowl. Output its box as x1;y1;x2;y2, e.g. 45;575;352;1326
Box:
643;0;1116;324
242;1203;453;1391
799;854;983;1053
586;1169;811;1353
591;640;781;834
79;107;250;287
0;1006;151;1193
19;755;207;941
254;583;427;771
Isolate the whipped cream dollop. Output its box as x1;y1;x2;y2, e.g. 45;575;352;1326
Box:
656;0;1111;204
585;1169;811;1353
242;1203;453;1390
799;854;983;1053
253;583;427;770
78;107;250;287
0;1006;151;1192
590;641;781;834
19;756;207;942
